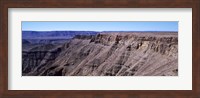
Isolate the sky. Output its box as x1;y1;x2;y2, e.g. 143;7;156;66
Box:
22;21;178;32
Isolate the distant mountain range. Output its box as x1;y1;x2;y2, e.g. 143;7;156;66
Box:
22;31;99;39
22;31;177;39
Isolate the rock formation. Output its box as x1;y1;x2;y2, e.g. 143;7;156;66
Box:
22;32;178;76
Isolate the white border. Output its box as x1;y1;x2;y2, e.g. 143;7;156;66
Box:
8;8;192;90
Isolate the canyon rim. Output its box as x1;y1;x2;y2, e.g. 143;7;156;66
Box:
22;22;178;76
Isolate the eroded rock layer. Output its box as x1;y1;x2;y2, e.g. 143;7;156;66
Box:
22;32;178;76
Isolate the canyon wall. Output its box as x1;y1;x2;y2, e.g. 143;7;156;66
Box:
22;32;178;76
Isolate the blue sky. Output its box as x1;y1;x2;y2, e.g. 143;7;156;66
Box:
22;21;178;32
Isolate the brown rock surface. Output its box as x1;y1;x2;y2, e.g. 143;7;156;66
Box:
22;32;178;76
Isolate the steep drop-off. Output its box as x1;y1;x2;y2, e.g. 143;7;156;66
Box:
22;32;178;76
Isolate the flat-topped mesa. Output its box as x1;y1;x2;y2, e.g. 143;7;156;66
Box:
71;32;178;56
73;35;95;40
86;32;178;45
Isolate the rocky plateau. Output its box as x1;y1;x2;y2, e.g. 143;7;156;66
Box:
22;32;178;76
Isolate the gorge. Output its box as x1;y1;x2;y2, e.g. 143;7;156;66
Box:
22;31;178;76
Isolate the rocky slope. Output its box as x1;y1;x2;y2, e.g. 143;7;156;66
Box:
22;32;178;76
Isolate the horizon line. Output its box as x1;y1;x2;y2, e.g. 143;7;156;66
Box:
22;30;178;32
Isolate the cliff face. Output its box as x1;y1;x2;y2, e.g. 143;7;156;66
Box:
22;44;62;75
22;32;178;76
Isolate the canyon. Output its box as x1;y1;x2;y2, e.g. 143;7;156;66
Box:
22;31;178;76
